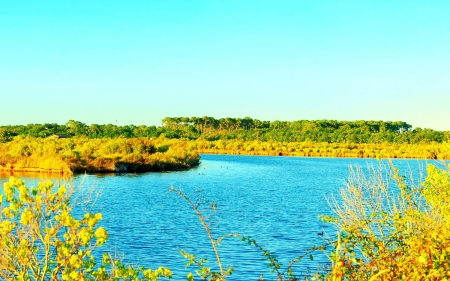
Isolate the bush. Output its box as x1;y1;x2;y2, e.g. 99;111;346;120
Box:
0;177;172;281
321;162;450;280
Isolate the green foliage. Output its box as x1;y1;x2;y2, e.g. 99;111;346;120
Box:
158;117;447;144
1;118;448;145
0;128;12;143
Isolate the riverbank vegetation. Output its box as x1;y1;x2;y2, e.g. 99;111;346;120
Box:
0;136;200;175
1;118;450;169
193;139;450;159
1;134;448;176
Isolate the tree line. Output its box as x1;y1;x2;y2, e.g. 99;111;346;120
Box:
1;117;449;144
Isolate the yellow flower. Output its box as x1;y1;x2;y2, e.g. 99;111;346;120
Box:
143;269;152;278
46;227;56;236
102;253;110;264
11;176;24;187
0;220;14;234
57;185;66;196
17;273;25;281
94;213;102;220
418;255;427;264
62;272;70;281
163;268;172;277
10;203;18;212
87;217;95;227
60;245;70;256
35;195;42;210
60;210;72;227
78;228;91;246
2;207;12;218
38;180;53;193
20;208;33;225
69;255;81;268
69;270;79;279
97;267;106;275
3;182;14;201
87;213;102;227
19;185;29;202
95;227;108;245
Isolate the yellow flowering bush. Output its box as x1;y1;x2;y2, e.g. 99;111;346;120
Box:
0;176;172;281
321;163;450;280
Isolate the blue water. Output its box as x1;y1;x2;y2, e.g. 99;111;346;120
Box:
0;155;434;280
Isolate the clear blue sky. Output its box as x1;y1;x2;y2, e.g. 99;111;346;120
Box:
1;1;449;130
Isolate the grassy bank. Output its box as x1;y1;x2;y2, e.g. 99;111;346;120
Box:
0;136;200;175
192;139;450;159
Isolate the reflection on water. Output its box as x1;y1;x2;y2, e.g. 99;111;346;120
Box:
0;155;434;280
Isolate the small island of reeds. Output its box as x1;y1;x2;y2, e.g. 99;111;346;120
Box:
0;136;200;175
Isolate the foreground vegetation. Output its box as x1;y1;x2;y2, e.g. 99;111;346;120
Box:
0;136;200;175
320;163;450;280
1;162;450;280
0;176;172;280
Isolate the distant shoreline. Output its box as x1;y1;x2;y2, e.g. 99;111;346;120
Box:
1;136;448;176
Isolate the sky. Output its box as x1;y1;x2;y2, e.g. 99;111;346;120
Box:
1;1;449;130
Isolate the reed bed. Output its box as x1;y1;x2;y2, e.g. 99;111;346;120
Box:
0;136;200;175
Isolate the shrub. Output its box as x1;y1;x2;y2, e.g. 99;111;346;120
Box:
0;176;172;281
321;162;450;280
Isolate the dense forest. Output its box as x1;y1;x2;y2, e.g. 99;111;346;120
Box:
1;117;449;144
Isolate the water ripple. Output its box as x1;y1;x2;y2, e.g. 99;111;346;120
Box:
0;156;429;280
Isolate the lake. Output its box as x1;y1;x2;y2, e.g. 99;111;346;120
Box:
0;155;433;280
